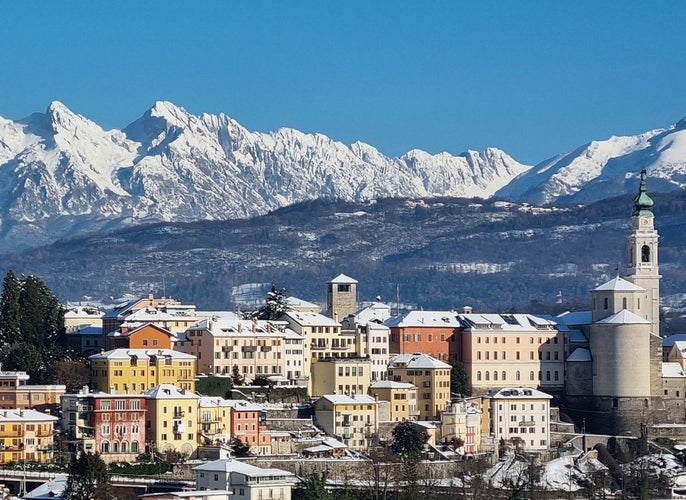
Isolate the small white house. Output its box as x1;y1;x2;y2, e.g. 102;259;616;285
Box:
194;459;295;500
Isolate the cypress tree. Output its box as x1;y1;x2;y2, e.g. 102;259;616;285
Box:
0;270;21;345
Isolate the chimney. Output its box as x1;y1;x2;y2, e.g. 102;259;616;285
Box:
252;318;257;333
463;306;473;314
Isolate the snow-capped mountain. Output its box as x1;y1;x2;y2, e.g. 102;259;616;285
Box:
1;101;686;254
496;118;686;204
0;101;529;251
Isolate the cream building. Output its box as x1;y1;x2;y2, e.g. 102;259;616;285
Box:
310;357;371;397
280;311;352;394
313;394;378;450
488;387;552;451
194;459;294;500
458;313;563;393
387;353;451;420
368;380;418;422
178;318;297;383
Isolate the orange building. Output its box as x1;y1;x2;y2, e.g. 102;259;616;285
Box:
106;323;175;350
223;400;270;455
386;311;460;362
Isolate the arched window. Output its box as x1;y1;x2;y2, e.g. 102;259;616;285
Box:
493;371;498;381
476;371;482;381
641;245;650;263
113;442;119;453
603;297;609;310
485;371;490;381
121;442;127;453
622;297;627;309
502;371;507;381
554;371;559;381
131;441;139;453
530;371;534;381
101;442;110;453
546;371;551;381
516;371;521;381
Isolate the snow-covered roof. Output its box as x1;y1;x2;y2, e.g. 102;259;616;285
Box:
488;387;552;400
221;399;264;411
329;273;358;284
286;296;320;310
456;313;556;331
107;322;173;338
23;474;68;499
89;348;196;361
64;306;103;318
318;394;377;405
354;302;392;325
568;329;588;343
369;380;416;390
193;459;294;478
389;352;451;370
68;324;103;336
281;311;341;327
593;276;645;292
145;384;199;400
664;334;686;348
385;310;459;328
596;310;650;325
567;348;592;362
0;409;58;422
556;310;592;326
663;362;686;378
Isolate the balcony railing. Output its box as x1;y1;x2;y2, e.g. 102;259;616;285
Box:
518;421;536;427
242;346;257;352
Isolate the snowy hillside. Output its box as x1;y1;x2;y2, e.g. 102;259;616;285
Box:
0;101;529;251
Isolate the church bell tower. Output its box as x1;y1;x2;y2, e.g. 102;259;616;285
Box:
626;169;661;335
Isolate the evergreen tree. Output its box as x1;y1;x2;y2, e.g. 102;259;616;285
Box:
63;452;112;500
450;359;471;397
0;270;21;345
0;271;69;381
245;284;290;320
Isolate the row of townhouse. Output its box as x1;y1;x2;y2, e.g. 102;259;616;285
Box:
61;384;270;463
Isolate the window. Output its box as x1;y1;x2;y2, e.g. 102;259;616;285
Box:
516;371;521;381
530;371;534;381
641;244;650;263
477;371;482;381
604;297;609;310
502;371;506;381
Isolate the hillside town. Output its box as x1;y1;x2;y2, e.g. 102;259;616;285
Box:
0;171;685;499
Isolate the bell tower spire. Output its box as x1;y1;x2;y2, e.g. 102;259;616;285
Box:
626;169;661;335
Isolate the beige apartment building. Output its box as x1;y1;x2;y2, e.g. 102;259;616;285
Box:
457;313;564;393
178;318;298;383
310;357;371;397
439;400;482;455
280;311;354;394
368;380;418;422
145;384;200;458
488;387;552;452
387;353;451;420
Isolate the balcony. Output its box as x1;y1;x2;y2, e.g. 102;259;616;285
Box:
260;346;272;352
310;343;327;351
241;346;257;353
173;410;185;419
331;344;348;350
518;421;536;427
221;346;233;352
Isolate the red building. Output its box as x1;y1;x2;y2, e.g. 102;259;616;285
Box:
106;323;175;350
386;311;460;362
61;388;147;463
223;400;271;455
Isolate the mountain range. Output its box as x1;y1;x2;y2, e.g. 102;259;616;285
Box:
1;102;686;252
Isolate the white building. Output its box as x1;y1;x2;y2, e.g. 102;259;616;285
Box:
194;459;294;500
488;387;552;451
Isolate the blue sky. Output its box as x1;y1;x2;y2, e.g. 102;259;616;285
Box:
1;1;685;164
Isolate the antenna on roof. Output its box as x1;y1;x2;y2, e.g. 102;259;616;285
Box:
615;262;620;277
396;283;400;316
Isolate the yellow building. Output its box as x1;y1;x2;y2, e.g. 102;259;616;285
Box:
145;384;200;458
368;380;419;422
89;348;196;394
310;357;371;397
197;396;232;446
387;353;451;420
313;394;378;450
0;409;58;464
439;400;482;455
